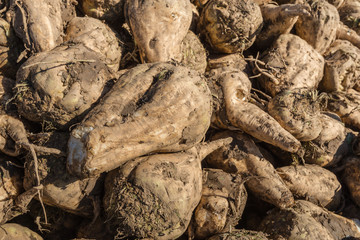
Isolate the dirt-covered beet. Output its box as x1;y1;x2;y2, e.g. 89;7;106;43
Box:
125;0;192;62
255;2;311;50
277;164;342;210
302;113;349;167
198;0;263;53
23;132;103;216
206;131;294;209
177;31;207;73
80;0;125;27
208;66;301;153
343;156;360;209
67;62;212;177
103;139;230;240
188;168;247;239
0;18;23;78
256;34;324;97
268;88;323;141
295;0;340;54
15;43;115;130
259;200;360;240
64;16;123;72
10;0;76;53
0;223;43;240
338;0;360;35
320;40;360;92
207;229;269;240
326;89;360;131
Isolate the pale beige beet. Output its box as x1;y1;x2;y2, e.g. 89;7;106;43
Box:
198;0;263;53
295;0;339;54
64;16;123;72
125;0;192;62
23;132;103;217
277;164;342;210
256;34;324;97
188;168;247;239
206;131;295;209
103;139;230;240
67;63;212;177
320;40;360;92
15;43;115;129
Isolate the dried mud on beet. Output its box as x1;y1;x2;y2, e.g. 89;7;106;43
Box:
0;0;360;239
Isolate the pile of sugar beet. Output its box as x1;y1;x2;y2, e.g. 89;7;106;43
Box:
2;0;360;239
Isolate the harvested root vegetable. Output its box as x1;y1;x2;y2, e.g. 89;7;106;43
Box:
295;0;339;54
188;168;247;239
0;18;23;78
80;0;125;26
177;31;207;73
320;40;360;92
198;0;263;53
259;200;360;240
67;63;212;177
0;76;15;109
326;89;360;130
103;138;230;240
206;131;294;209
23;132;103;216
338;0;360;35
277;164;342;210
343;156;360;208
191;0;209;8
125;0;192;62
15;43;115;129
0;223;43;240
11;0;74;53
255;2;311;50
209;66;301;152
64;17;123;72
302;113;349;166
268;88;323;141
207;229;269;240
256;34;324;97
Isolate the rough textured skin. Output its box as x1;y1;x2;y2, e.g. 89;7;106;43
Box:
257;34;324;97
277;164;342;210
207;230;269;240
11;0;64;52
0;18;22;78
255;2;311;50
338;0;360;35
125;0;192;62
209;67;301;152
295;0;339;54
67;63;212;177
15;43;115;129
326;89;360;131
23;132;102;216
302;113;349;167
343;156;360;208
103;139;230;240
0;76;15;110
207;53;248;72
268;88;323;141
189;168;247;239
64;17;122;72
320;40;360;92
198;0;263;53
0;223;43;240
0;115;30;157
206;131;295;209
80;0;125;27
177;31;207;73
0;158;23;224
259;200;360;240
